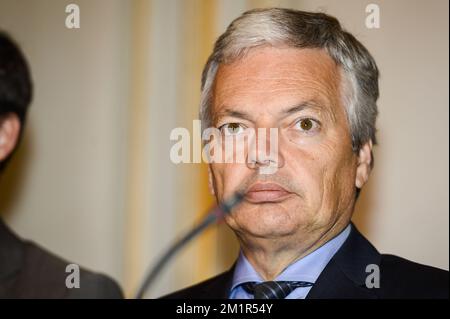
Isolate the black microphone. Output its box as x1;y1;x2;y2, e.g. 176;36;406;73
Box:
135;191;245;299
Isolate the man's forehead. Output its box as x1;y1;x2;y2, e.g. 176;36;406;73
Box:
211;46;342;121
215;46;338;81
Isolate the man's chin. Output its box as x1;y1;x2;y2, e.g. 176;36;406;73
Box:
235;226;299;241
225;205;306;238
228;219;299;240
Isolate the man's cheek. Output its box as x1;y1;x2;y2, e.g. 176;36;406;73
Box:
215;164;245;196
298;161;328;205
320;161;351;212
210;164;225;198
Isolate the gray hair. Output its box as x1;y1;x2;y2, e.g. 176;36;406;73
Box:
199;8;379;153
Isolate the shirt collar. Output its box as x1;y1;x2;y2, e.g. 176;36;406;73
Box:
231;224;352;291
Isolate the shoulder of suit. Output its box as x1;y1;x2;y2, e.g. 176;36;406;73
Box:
378;254;448;298
15;240;123;299
160;271;232;299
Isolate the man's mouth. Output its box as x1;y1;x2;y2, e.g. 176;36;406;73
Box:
244;182;293;203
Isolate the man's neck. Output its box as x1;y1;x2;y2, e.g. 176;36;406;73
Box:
238;221;350;280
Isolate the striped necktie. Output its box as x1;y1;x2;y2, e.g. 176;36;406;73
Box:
241;281;314;299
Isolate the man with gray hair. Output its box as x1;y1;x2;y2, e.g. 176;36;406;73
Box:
164;8;448;299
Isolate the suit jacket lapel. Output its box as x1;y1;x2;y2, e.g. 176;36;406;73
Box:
306;223;381;299
197;265;235;298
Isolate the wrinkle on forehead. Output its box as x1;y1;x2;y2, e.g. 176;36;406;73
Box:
212;47;344;124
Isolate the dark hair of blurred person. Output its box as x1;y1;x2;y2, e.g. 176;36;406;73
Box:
0;32;32;172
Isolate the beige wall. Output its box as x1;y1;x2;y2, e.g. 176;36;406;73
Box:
0;0;448;298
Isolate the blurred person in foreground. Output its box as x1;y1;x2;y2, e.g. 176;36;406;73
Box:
163;8;448;299
0;32;123;299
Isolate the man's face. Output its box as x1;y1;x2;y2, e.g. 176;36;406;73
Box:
209;47;364;244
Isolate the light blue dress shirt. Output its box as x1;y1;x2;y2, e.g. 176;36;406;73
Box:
229;224;351;299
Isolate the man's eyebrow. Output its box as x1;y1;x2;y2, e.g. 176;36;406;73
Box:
213;108;253;123
281;100;336;122
216;102;319;119
282;101;323;115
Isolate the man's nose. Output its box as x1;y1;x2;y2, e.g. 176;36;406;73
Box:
246;127;284;174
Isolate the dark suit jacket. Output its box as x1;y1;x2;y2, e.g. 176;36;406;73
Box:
0;220;123;298
163;224;448;299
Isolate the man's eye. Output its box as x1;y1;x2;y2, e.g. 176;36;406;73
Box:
219;123;245;136
294;118;320;132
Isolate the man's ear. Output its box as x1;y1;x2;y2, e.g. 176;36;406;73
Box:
0;113;21;161
208;165;216;196
355;140;373;189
